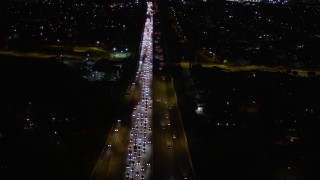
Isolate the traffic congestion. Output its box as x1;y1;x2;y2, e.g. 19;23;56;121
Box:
125;2;154;180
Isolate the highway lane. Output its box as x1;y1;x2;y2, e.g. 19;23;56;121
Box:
106;125;129;180
90;81;142;180
152;73;196;180
151;2;195;179
153;76;175;180
167;77;196;179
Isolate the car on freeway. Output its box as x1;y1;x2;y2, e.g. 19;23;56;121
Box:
172;134;176;139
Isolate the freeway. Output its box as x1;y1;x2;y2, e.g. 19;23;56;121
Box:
89;73;141;180
152;76;175;180
152;75;195;180
90;2;154;180
167;77;195;180
152;1;196;179
91;1;195;180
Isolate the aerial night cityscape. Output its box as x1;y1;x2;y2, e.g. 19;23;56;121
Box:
0;0;319;180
